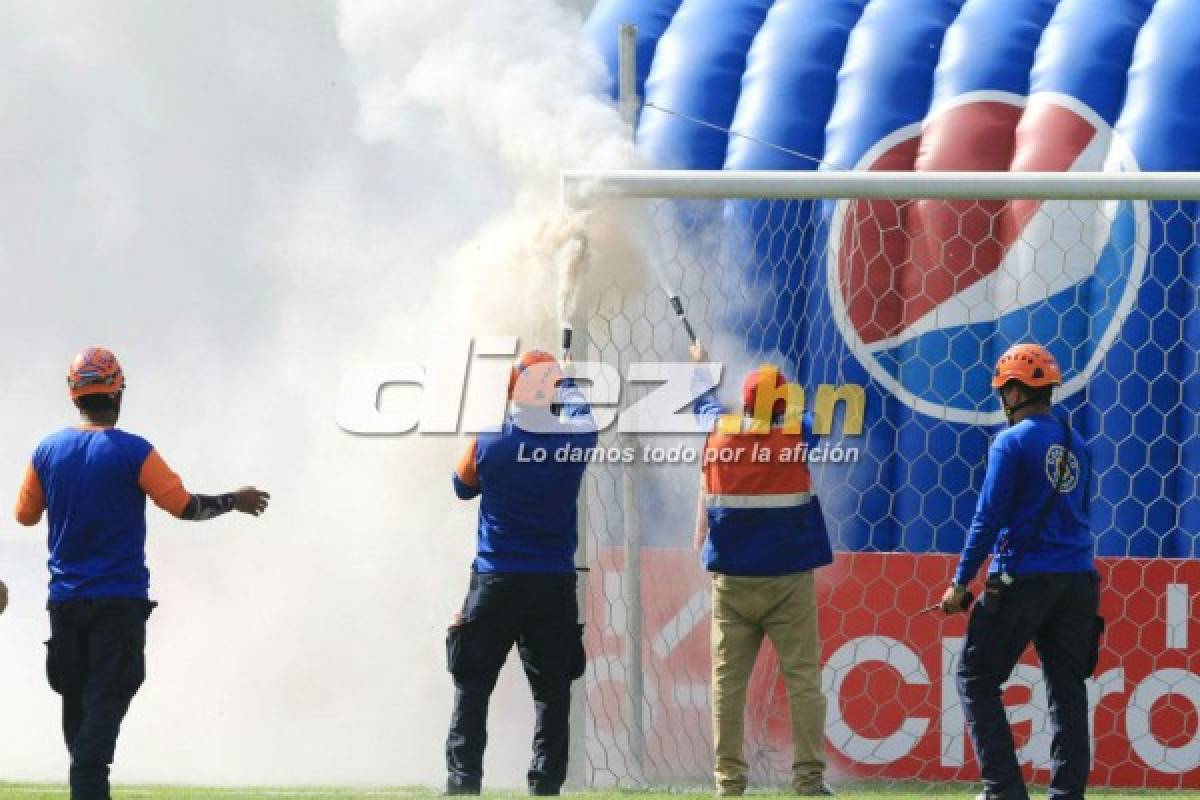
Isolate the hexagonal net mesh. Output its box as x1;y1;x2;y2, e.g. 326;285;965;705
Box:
566;177;1200;791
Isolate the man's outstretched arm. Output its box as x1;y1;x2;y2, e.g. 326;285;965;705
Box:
181;489;270;520
139;449;269;520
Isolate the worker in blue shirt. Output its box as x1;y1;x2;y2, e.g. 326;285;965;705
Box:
15;347;269;800
445;349;596;796
940;343;1101;800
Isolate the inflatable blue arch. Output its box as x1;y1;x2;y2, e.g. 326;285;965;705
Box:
585;0;1200;558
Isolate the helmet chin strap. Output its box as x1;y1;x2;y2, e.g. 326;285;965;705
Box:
999;384;1039;426
1002;397;1036;426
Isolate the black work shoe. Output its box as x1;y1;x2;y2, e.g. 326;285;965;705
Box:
443;783;481;796
529;787;560;796
795;782;835;796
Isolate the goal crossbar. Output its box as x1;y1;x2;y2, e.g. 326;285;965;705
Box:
562;169;1200;205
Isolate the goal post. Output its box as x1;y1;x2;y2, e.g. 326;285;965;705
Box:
564;169;1200;201
563;169;1200;790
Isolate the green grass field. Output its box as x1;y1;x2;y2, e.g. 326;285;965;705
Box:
3;787;1200;800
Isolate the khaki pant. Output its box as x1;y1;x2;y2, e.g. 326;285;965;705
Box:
711;571;825;794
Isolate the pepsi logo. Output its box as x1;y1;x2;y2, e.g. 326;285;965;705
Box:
827;91;1148;425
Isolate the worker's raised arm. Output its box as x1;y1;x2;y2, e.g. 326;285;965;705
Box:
139;449;269;520
555;367;599;446
693;484;708;552
15;462;45;526
689;343;726;431
453;437;480;500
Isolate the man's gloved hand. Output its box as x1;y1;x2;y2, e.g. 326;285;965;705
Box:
940;583;971;614
0;579;8;616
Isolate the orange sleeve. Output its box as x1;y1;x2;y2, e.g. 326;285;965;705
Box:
455;438;479;488
138;449;192;518
15;462;45;526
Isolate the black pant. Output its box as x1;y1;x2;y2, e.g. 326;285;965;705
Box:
957;572;1103;800
445;572;585;794
46;598;154;800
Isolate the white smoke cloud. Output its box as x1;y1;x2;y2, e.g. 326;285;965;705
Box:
0;0;639;787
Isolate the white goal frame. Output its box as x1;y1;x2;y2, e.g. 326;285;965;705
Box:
564;169;1200;203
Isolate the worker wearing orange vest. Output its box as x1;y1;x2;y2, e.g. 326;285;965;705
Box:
690;343;834;797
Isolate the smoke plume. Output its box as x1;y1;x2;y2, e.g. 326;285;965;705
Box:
0;0;639;786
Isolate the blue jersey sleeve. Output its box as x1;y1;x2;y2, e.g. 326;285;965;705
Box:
692;367;726;431
557;380;592;420
955;432;1020;585
557;380;598;447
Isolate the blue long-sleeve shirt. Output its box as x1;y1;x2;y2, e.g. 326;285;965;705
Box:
451;383;596;573
954;413;1093;585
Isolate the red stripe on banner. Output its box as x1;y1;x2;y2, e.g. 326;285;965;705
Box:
588;549;1200;787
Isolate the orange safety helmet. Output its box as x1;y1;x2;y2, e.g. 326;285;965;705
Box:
991;343;1062;390
509;349;563;407
742;365;789;418
67;347;126;399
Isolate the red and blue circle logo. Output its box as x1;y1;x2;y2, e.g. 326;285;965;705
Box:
827;91;1148;425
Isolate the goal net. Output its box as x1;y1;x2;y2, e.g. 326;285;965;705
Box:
563;169;1200;791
